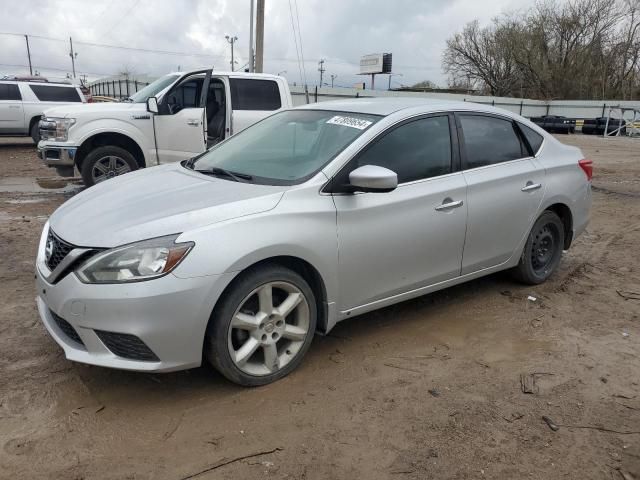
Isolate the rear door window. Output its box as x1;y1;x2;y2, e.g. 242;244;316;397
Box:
518;123;544;155
29;85;82;102
458;114;527;169
0;83;22;101
230;79;281;111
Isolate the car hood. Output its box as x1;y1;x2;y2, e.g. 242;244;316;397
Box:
43;102;145;118
49;164;287;248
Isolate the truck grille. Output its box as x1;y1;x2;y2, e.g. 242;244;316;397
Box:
46;230;75;271
95;330;160;362
50;310;85;347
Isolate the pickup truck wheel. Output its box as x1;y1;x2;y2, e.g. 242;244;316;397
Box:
30;122;40;144
81;146;137;187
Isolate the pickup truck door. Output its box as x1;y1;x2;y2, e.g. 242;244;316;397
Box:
0;83;25;134
153;70;211;164
228;77;285;135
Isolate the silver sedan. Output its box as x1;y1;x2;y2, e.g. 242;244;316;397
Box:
35;98;592;386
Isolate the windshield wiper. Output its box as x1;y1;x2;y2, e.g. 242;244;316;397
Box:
195;166;252;182
122;97;134;103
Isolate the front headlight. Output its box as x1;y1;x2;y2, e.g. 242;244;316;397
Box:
40;117;76;141
76;235;194;284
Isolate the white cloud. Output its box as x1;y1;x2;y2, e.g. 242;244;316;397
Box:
0;0;540;88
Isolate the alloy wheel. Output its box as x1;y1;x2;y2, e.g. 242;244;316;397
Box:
92;155;132;184
228;281;310;376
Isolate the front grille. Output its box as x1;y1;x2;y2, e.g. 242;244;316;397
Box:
95;330;159;362
50;310;85;347
46;230;75;271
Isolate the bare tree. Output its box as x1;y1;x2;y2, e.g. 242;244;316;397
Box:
443;0;640;100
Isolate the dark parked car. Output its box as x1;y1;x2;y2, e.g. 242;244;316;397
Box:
581;117;626;136
529;115;576;134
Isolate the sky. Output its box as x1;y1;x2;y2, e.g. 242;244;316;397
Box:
0;0;538;89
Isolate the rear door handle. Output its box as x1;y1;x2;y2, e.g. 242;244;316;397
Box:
435;199;464;211
186;119;200;126
521;182;542;192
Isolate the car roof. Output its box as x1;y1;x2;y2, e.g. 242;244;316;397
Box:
0;79;78;87
297;97;516;118
167;70;282;79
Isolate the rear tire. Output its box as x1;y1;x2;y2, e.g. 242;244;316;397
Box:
30;122;40;144
206;264;317;387
80;145;138;187
512;211;565;285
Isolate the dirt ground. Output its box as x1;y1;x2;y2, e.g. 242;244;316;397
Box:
0;134;638;480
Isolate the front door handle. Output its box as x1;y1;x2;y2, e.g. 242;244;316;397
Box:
435;199;464;211
186;119;200;126
521;182;542;192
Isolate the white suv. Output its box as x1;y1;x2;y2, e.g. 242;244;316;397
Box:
0;78;86;143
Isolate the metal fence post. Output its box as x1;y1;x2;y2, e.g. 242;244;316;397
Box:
112;80;116;98
602;103;606;117
125;80;130;97
134;80;138;92
520;101;523;115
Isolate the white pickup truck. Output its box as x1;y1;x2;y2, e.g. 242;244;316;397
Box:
38;70;292;186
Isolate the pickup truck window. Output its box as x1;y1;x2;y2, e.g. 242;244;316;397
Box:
230;79;281;111
128;74;179;103
0;83;21;101
190;109;380;185
29;85;82;102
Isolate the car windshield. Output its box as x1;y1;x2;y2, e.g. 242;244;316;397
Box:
190;109;381;185
127;74;179;103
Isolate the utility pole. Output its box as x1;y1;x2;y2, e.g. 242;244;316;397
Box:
225;35;238;71
24;35;33;76
318;59;325;87
69;37;77;79
248;0;255;72
330;74;337;88
255;0;265;73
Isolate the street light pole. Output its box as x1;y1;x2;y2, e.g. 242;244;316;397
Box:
330;74;337;88
69;37;78;79
225;35;238;71
24;35;33;75
248;0;254;72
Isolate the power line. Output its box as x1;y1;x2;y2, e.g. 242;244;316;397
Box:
293;0;308;86
98;0;141;39
0;32;224;59
287;0;304;85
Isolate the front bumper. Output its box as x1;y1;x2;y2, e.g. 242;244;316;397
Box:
37;144;78;168
35;257;235;372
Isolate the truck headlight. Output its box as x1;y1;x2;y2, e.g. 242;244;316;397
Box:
40;117;76;141
76;235;194;284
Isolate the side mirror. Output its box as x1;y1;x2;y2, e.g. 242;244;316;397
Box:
146;96;159;114
348;165;398;193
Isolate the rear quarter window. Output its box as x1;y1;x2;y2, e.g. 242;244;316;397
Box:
0;83;22;101
29;85;82;102
230;79;281;111
518;123;544;155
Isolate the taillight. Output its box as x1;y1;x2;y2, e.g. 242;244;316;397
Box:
579;159;593;181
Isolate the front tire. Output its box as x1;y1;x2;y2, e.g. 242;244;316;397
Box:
206;265;317;386
30;122;40;144
80;146;137;187
512;211;565;285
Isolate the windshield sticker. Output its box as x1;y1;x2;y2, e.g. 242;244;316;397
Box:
326;115;373;130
